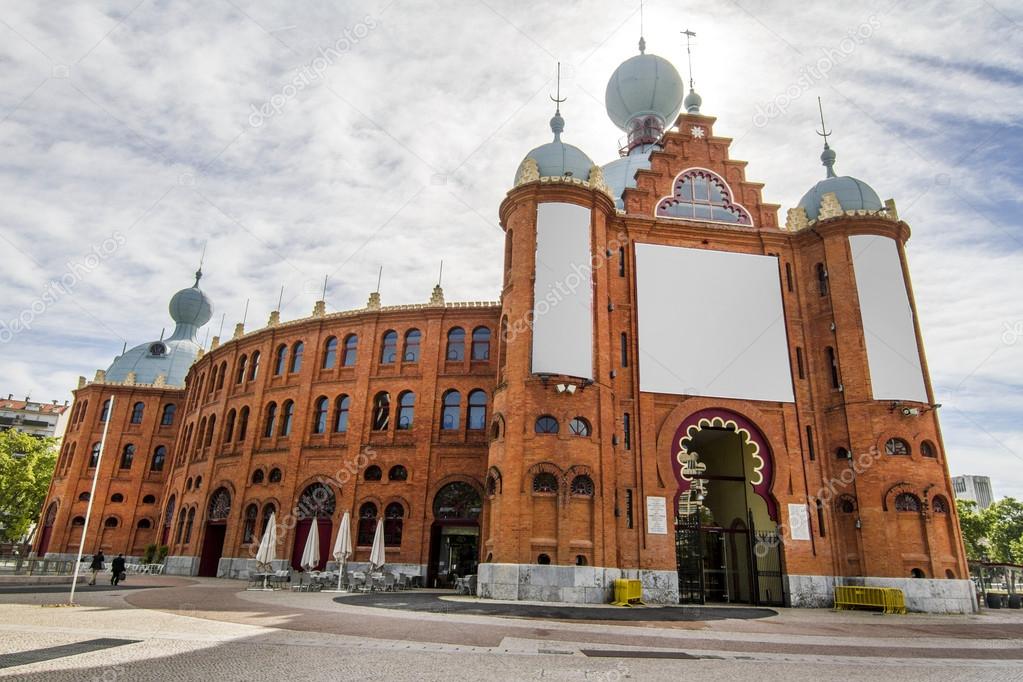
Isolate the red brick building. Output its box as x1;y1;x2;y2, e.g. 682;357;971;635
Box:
36;40;972;612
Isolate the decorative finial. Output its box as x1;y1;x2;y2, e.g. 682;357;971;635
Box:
549;62;566;141
194;240;206;287
816;96;836;178
638;0;645;53
682;29;697;90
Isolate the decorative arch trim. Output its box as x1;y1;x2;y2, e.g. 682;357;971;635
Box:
521;461;563;493
882;481;921;511
655;167;754;226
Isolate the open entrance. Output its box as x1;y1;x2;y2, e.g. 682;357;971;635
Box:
290;483;335;571
198;487;231;577
427;481;481;588
671;411;784;606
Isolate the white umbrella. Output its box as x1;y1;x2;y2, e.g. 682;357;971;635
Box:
300;517;321;574
253;511;277;590
330;511;353;591
369;519;386;570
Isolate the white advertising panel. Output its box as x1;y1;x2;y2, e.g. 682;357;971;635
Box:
646;496;668;534
531;202;593;380
634;243;794;402
848;235;928;403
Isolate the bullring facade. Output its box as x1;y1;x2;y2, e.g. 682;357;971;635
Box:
36;37;973;612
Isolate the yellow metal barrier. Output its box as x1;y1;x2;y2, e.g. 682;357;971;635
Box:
610;579;645;607
834;585;905;614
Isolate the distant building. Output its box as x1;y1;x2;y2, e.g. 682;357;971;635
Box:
0;395;69;438
952;475;995;509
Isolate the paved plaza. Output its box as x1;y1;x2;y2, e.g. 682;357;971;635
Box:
0;576;1021;680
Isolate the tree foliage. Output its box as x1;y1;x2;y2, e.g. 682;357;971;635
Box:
0;430;58;542
956;499;988;561
956;497;1023;564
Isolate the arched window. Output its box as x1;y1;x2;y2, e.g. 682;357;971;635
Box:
142;494;157;504
826;346;840;389
441;390;461;430
161;403;176;426
268;467;282;483
237;406;249;442
397;391;415;430
312;396;329;434
357;502;378;545
380;330;398;364
89;442;101;468
921;441;937;458
297;483;336;518
537;553;551;565
249;350;260;381
186;477;193;491
433;481;482;520
895;493;921;512
471;327;491;360
816;263;829;297
364;465;382;481
446;327;465;361
151;445;166;472
322;336;338;369
216;362;226;390
467;390;487;430
932;496;949;514
243;503;258;543
224;410;236;443
499;317;509;381
204;414;216;447
72;516;85;526
194;475;202;490
175;508;186;544
570;475;594;496
388;465;408;481
342;334;358;366
403;329;421;363
104;516;119;528
280;400;294;436
99;399;111;423
263;402;277;438
120;444;135;469
490;416;504;441
78;491;91;502
656;168;753;224
184;507;196;542
334;395;351;433
252;469;265;484
290;341;304;373
533;472;558;494
208;488;231;522
885;438;910;455
835;447;850;460
274;344;288;375
130;401;145;424
838;497;856;514
138;518;151;530
534;415;559;434
384;502;404;546
110;493;124;503
372;392;390;431
236;355;248;384
568;417;591;437
910;568;926;579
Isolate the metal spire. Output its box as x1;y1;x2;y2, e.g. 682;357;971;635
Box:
437;260;444;287
276;285;284;312
194;241;207;286
682;29;697;90
375;266;383;293
639;0;645;53
549;62;566;141
321;274;328;300
816;96;837;178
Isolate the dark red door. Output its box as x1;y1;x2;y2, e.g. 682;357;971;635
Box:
197;523;226;577
36;525;53;556
291;519;332;571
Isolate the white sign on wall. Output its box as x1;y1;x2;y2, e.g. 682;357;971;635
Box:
787;503;810;541
646;496;668;534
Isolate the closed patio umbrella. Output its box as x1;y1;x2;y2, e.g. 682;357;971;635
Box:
253;511;277;590
369;519;386;570
300;516;321;575
329;511;353;591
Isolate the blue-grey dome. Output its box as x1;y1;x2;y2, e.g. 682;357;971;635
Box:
517;110;594;183
605;51;685;132
797;144;882;220
602;144;655;209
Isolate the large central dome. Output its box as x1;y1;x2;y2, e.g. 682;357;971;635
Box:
605;51;685;132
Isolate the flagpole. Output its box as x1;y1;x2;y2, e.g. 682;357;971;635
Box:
68;395;114;605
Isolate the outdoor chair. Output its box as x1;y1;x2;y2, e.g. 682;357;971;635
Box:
352;571;370;592
382;573;397;591
272;569;290;589
396;574;409;590
369;572;385;592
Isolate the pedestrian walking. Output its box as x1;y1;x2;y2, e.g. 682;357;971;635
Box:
88;550;105;586
110;554;126;587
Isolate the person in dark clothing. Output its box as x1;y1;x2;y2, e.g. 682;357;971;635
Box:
110;554;126;586
88;551;105;585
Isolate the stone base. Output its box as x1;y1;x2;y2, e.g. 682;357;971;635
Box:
215;557;427;580
477;564;679;605
163;555;199;576
786;574;978;613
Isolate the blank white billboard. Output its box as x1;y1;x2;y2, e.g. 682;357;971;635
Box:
531;202;593;380
849;235;928;403
635;243;794;402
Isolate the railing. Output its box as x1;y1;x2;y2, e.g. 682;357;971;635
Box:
0;555;76;576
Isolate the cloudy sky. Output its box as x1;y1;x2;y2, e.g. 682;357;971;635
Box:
0;0;1020;497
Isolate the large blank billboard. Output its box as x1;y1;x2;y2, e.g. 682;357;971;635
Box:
849;235;928;403
531;202;593;380
635;243;794;402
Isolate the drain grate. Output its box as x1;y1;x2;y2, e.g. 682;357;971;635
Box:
581;649;719;660
0;638;140;669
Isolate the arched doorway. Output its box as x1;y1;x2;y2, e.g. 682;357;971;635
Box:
37;501;58;556
670;410;784;606
427;481;482;588
291;483;335;571
198;488;231;577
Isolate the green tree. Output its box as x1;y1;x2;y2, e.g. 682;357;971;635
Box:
956;499;990;561
0;430;58;542
983;497;1023;564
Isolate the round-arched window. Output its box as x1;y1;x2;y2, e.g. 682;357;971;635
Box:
252;469;265;484
297;483;336;519
142;494;157;504
364;465;382;481
894;492;921;512
268;468;282;483
533;472;558;494
388;465;408;481
433;481;482;520
534;415;559;434
885;438;910;455
104;517;119;528
920;441;937;458
570;475;594;496
208;487;231;522
568;417;591;437
110;493;124;503
932;496;949;514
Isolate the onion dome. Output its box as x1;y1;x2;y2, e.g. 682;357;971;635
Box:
601;144;656;210
515;108;595;184
605;40;685;150
104;269;213;386
797;144;882;220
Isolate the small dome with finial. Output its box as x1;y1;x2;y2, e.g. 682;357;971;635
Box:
168;269;214;330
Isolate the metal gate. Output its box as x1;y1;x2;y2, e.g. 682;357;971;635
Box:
751;529;785;606
675;512;704;604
